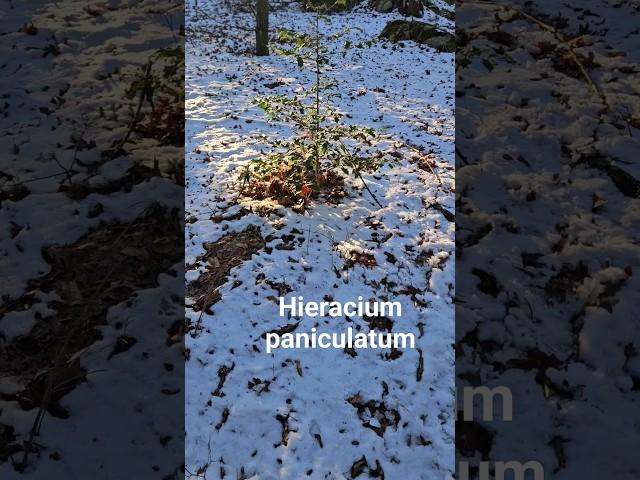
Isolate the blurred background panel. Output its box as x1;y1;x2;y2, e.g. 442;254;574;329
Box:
456;1;640;479
0;1;184;478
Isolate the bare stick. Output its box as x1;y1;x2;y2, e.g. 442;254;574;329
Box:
476;1;609;110
357;171;384;209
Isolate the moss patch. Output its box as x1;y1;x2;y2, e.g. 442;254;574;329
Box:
301;0;359;12
380;20;455;53
424;0;455;21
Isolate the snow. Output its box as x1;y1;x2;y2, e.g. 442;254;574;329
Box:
185;0;455;478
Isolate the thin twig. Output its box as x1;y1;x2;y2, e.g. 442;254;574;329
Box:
356;171;384;209
476;1;609;110
7;171;67;187
515;8;606;105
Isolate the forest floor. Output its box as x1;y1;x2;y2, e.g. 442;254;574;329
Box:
185;0;456;479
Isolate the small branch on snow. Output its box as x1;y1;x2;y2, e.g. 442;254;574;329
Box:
357;171;384;209
479;1;610;111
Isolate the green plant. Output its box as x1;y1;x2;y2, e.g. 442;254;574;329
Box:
243;2;387;209
114;46;185;155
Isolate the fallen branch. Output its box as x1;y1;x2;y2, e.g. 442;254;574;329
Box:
476;1;610;110
357;171;384;209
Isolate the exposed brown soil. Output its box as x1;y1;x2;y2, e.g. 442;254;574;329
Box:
0;204;182;416
186;226;265;312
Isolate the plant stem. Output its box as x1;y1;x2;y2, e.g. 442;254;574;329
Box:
357;171;384;209
314;10;321;177
115;59;152;156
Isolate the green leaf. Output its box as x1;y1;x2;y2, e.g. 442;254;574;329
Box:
482;58;494;71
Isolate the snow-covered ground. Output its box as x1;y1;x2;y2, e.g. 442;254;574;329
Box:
0;1;183;477
456;0;640;477
185;1;455;478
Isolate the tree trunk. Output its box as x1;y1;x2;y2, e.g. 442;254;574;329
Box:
256;0;269;56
